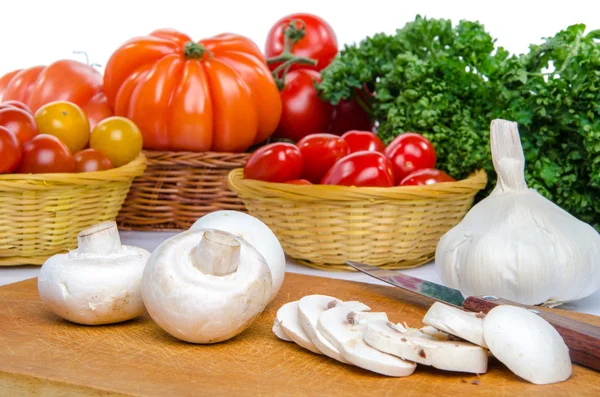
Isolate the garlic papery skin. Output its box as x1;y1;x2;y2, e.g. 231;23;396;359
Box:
37;221;150;325
435;119;600;305
141;228;272;344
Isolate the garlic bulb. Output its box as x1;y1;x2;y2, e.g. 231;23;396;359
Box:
435;119;600;306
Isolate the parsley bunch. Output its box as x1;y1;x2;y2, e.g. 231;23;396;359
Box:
318;16;600;229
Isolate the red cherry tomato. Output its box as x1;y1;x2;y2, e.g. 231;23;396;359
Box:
16;134;75;174
0;100;33;114
285;179;312;185
0;106;38;145
297;133;349;183
327;97;373;135
341;130;386;154
384;133;436;184
244;142;303;183
73;148;114;173
265;13;338;72
321;151;395;187
274;69;332;142
400;168;456;186
0;126;22;173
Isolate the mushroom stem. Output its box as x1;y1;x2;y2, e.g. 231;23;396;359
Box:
77;221;122;255
193;230;241;276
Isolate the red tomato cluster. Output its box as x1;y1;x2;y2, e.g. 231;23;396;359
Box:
0;100;143;174
265;14;372;142
244;130;456;187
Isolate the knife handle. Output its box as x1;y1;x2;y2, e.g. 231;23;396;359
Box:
462;295;600;372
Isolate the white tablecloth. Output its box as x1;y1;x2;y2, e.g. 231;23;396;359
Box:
1;231;599;316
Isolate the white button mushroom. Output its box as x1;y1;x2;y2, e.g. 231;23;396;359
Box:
275;301;322;354
141;228;272;344
422;302;488;347
37;221;150;325
190;210;286;302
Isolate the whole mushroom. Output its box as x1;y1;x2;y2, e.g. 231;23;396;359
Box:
141;228;272;344
37;221;150;325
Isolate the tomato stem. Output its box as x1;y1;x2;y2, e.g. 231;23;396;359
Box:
267;19;318;91
184;42;212;60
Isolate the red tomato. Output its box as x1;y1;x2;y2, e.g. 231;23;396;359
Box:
0;126;22;173
327;97;373;135
0;107;38;145
0;100;33;114
244;142;303;183
384;133;436;184
297;133;349;183
275;69;332;142
321;151;395;187
341;130;385;154
73;148;114;173
16;134;75;174
265;13;338;72
285;179;312;185
400;168;456;186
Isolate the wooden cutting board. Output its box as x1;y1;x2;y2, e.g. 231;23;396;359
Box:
1;273;599;397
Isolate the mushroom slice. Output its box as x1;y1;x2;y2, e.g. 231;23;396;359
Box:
419;325;452;340
276;301;322;355
364;321;488;374
422;302;487;347
317;302;416;377
483;305;571;385
272;318;292;342
298;295;349;363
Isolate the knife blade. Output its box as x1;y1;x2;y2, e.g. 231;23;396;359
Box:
346;260;600;372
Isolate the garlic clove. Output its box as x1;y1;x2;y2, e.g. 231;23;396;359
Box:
276;301;322;354
363;321;488;374
422;302;487;347
482;305;572;385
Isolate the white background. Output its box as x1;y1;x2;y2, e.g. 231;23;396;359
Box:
0;0;599;75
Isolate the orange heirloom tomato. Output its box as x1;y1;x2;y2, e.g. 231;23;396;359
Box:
103;29;282;152
0;60;112;129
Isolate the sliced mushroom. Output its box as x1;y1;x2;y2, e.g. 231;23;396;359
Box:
276;301;322;355
317;302;416;377
422;302;487;347
272;318;292;342
298;295;349;363
363;321;488;374
420;325;452;340
483;305;571;384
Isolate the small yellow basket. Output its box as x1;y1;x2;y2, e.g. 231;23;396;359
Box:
228;168;487;271
0;154;146;266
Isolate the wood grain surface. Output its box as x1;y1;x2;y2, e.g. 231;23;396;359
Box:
0;273;599;397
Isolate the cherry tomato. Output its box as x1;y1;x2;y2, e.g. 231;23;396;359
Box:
89;117;143;167
16;134;74;174
73;148;114;173
0;106;38;145
0;100;33;114
341;130;386;154
265;13;338;72
327;97;373;135
384;133;436;184
274;69;333;142
0;126;21;173
321;151;395;187
297;133;349;183
244;142;303;183
400;168;456;186
34;101;90;153
285;179;312;185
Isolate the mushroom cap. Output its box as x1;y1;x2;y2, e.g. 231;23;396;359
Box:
141;229;272;344
37;246;150;325
422;302;487;347
190;210;285;302
276;301;322;354
483;305;572;384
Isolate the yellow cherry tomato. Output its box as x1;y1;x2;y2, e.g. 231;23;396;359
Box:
89;117;143;167
34;101;90;153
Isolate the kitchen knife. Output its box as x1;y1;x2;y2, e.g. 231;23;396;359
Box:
346;260;600;372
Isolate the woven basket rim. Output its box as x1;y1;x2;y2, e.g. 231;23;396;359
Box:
0;153;146;188
228;168;487;201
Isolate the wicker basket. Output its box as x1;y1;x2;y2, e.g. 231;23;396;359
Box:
0;154;146;266
228;168;487;270
117;150;249;231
